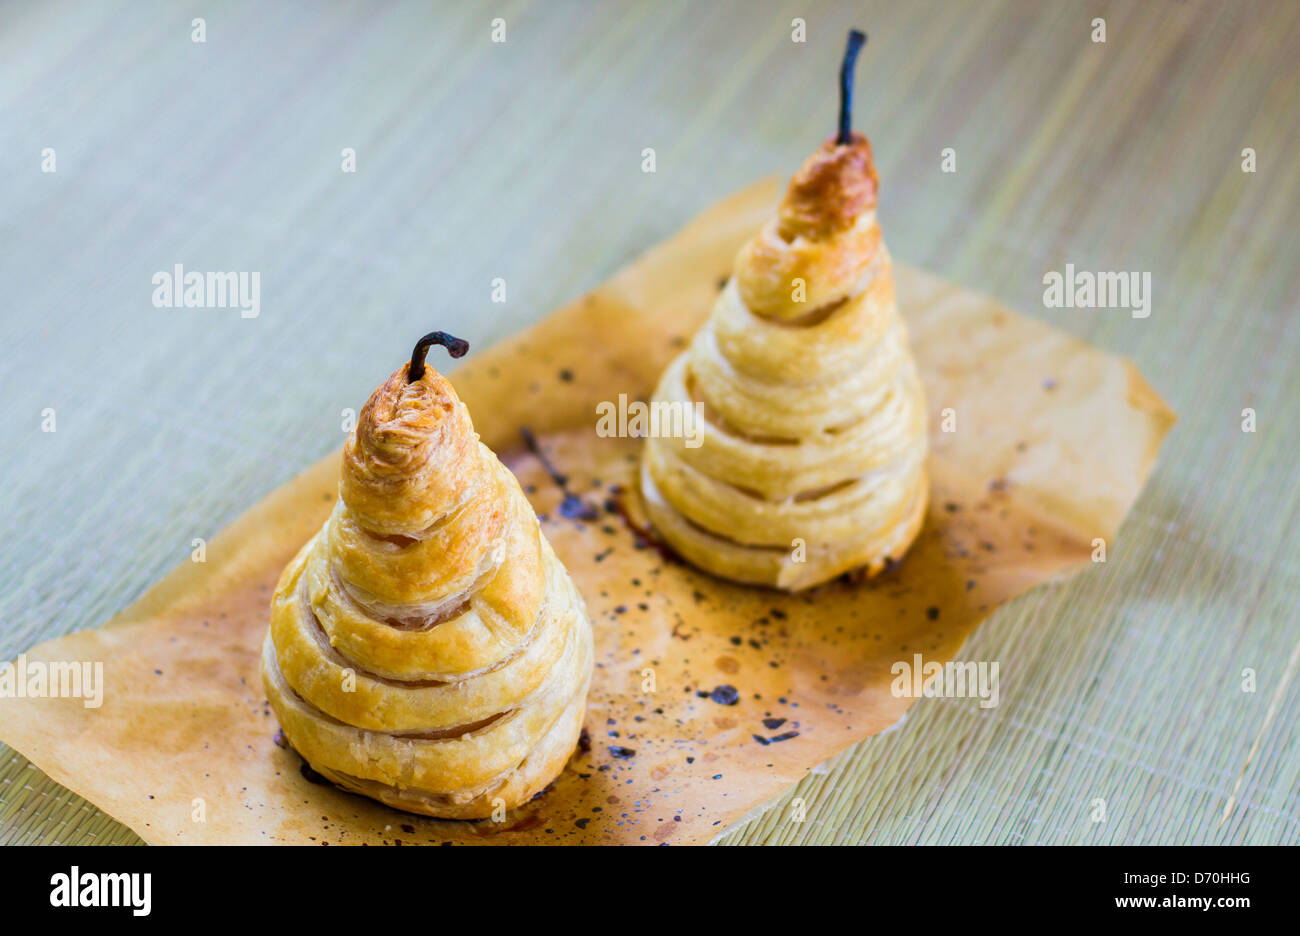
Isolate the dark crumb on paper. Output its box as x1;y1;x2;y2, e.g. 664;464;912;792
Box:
1043;377;1058;391
608;487;680;563
609;745;636;759
577;727;591;754
559;494;599;521
763;717;787;730
520;426;599;521
273;730;288;749
769;731;800;743
752;734;770;746
926;606;940;621
707;684;740;706
299;761;331;786
716;275;730;290
558;369;574;382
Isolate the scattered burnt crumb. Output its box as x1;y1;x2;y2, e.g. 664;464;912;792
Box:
273;730;289;749
763;717;787;730
730;636;743;646
521;426;599;521
575;817;590;829
153;669;162;676
559;369;574;382
926;606;940;621
577;727;592;753
752;734;770;746
609;745;636;759
1043;377;1058;391
560;494;599;521
300;761;331;786
988;478;1011;492
770;608;787;620
707;685;740;706
529;781;557;803
966;580;976;591
608;488;679;562
614;605;628;614
594;547;612;563
769;731;800;743
716;275;730;290
882;555;903;575
979;540;997;552
944;502;961;513
401;824;415;834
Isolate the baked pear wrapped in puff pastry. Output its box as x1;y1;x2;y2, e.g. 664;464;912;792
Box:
263;332;593;818
640;31;929;591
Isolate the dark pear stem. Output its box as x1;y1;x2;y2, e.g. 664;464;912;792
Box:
837;29;867;145
407;330;469;382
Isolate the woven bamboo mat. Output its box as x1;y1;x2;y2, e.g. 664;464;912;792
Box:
1;0;1296;845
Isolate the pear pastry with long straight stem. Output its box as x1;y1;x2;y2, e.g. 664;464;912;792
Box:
640;30;929;591
263;332;593;818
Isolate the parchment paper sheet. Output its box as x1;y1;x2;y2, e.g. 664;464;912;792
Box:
0;179;1174;845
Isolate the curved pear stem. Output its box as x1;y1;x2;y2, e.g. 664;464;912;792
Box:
407;330;469;382
837;29;867;145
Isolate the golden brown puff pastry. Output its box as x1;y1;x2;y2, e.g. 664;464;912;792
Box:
640;130;929;591
263;338;593;819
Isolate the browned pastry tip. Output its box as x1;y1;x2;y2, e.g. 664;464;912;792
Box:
340;362;479;535
776;131;879;241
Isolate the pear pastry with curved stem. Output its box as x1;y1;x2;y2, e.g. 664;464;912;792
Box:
263;332;593;819
639;31;929;591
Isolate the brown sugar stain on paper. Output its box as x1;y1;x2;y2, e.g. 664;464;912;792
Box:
0;180;1175;844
